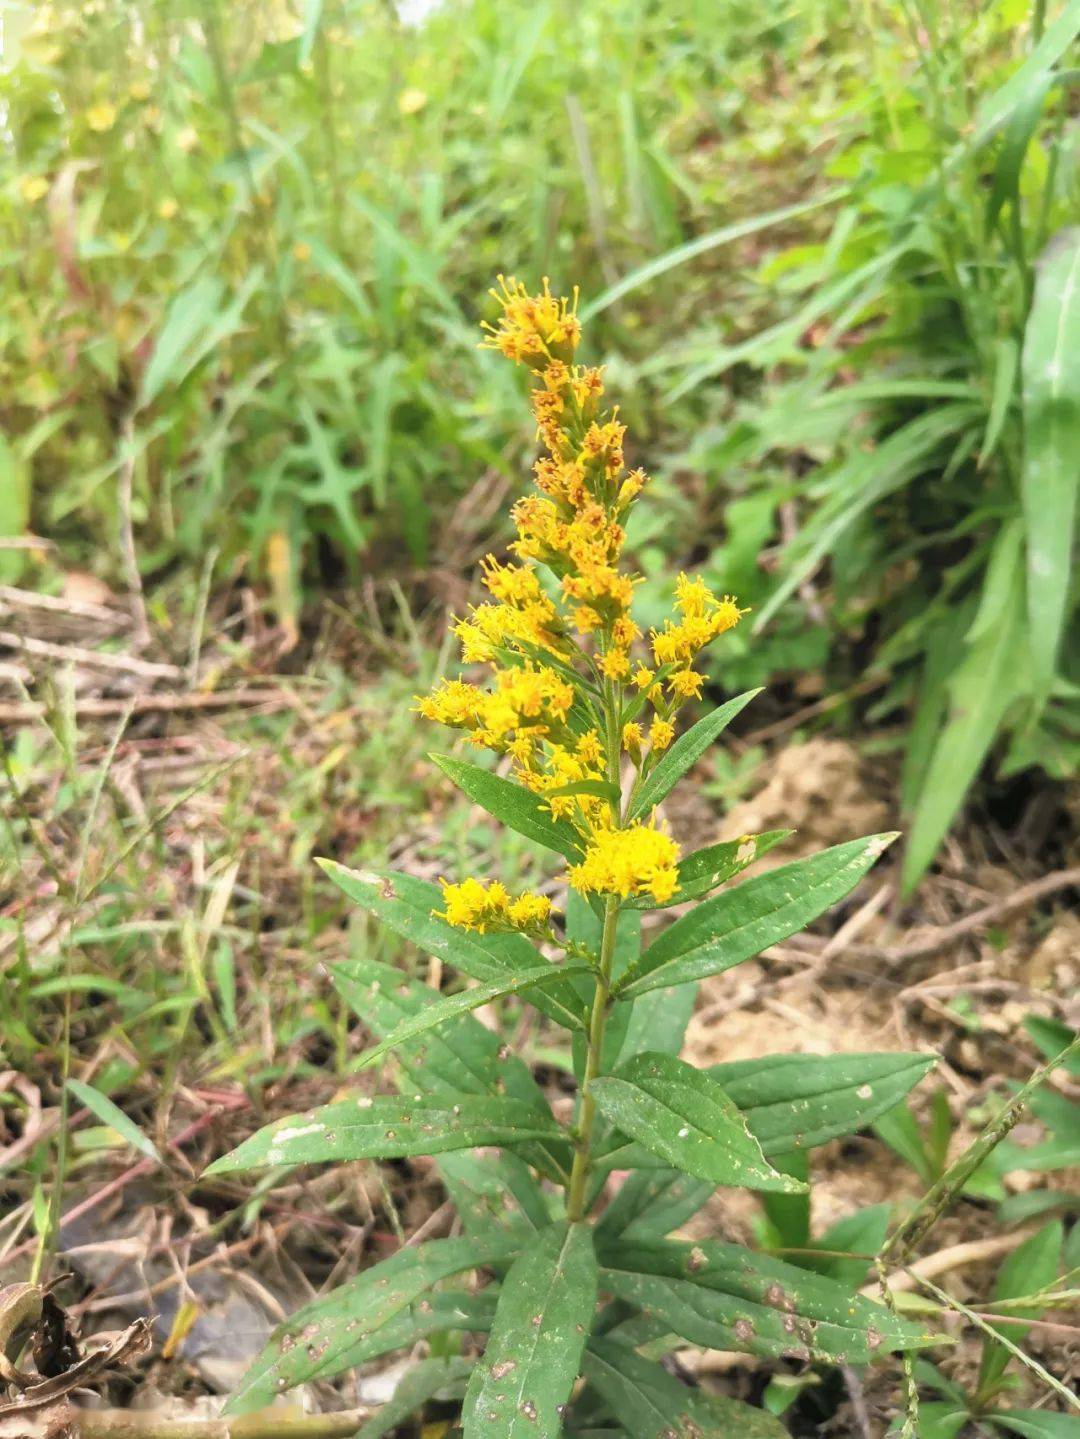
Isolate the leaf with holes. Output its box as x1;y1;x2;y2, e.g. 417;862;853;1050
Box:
205;1095;563;1174
462;1222;598;1439
591;1053;806;1193
628;830;792;910
583;1336;786;1439
615;835;898;998
318;861;587;1031
224;1233;521;1413
599;1239;935;1364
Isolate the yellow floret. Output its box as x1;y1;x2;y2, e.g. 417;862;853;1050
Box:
568;821;681;903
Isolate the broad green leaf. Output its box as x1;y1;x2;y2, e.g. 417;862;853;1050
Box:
332;958;568;1185
717;1051;937;1154
583;1337;786;1439
432;754;584;859
597;1052;935;1171
978;1220;1063;1394
438;1149;555;1234
609;981;699;1067
595;1171;715;1245
351;960;592;1071
65;1079;160;1162
225;1233;521;1412
318;862;587;1031
914;1404;971;1439
615;836;898;998
628;690;762;820
462;1222;598;1439
599;1238;934;1364
760;1151;810;1250
356;1357;473;1439
1023;229;1080;692
628;829;791;910
205;1095;563;1175
993;1413;1080;1438
140;277;224;404
902;559;1024;892
590;1053;806;1193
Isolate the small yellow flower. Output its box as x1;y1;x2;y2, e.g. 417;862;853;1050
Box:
621;722;643;760
86;102;117;133
19;175;49;204
649;718;675;752
129;79;151;102
569;821;681;904
176;125;198;153
158;197;178;220
293;241;312;262
438;878;550;934
398;88;428;115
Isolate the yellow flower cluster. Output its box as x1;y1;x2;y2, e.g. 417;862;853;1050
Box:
418;277;747;923
437;878;552;935
568;821;681;904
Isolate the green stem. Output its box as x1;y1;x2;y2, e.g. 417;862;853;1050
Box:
565;891;619;1222
566;676;624;1222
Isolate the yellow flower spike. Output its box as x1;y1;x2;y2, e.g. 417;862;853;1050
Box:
419;277;748;929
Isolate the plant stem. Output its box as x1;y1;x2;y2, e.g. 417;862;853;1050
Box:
565;891;618;1222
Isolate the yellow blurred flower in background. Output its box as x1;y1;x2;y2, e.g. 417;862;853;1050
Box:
20;176;50;204
86;101;117;132
398;88;428;115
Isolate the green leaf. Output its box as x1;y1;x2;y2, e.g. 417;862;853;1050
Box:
993;1413;1080;1439
717;1052;937;1154
225;1233;521;1412
65;1079;160;1162
629;830;792;911
628;690;762;820
356;1357;473;1439
978;1220;1063;1394
615;836;898;998
1023;229;1080;693
914;1403;972;1439
967;0;1080;149
331;958;569;1185
599;1238;935;1364
462;1222;598;1439
590;1053;806;1193
595;1171;716;1245
205;1095;563;1174
580;190;848;320
901;557;1024;892
583;1336;787;1439
432;754;584;860
438;1149;554;1234
351;960;592;1071
318;862;587;1031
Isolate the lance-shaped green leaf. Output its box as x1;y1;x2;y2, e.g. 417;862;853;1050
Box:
615;835;898;998
438;1149;554;1234
352;961;592;1070
595;1170;715;1244
325;1292;498;1394
583;1337;786;1439
357;1357;474;1439
319;861;587;1031
205;1095;563;1174
716;1051;937;1154
224;1232;521;1413
595;1052;935;1174
463;1222;598;1439
433;754;585;859
978;1219;1063;1395
629;830;792;910
332;958;569;1185
628;689;762;820
1023;230;1080;693
994;1413;1080;1439
599;1239;935;1364
591;1053;806;1193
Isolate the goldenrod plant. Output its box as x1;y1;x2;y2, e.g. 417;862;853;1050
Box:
206;282;939;1436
